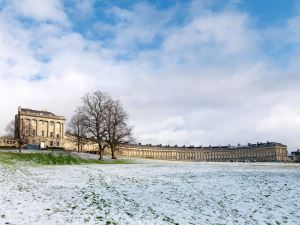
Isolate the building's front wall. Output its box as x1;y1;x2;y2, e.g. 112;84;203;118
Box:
15;108;65;149
64;135;98;152
117;144;289;162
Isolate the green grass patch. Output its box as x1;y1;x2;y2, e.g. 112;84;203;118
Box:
0;152;132;166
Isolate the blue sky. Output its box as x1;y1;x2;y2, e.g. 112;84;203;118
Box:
60;0;300;65
1;0;300;150
239;0;298;26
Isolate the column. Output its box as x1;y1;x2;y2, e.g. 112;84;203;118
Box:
53;122;56;139
35;120;38;138
62;123;64;138
46;121;49;137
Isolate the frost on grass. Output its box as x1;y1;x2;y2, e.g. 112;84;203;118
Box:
0;162;299;225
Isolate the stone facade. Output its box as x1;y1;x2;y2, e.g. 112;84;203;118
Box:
116;142;288;162
0;137;17;148
15;107;65;149
64;134;99;152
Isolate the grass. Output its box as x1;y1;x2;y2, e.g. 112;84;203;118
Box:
0;152;133;166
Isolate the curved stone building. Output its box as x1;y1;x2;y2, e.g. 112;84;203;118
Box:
117;142;288;162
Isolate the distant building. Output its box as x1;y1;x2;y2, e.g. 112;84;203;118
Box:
15;106;66;149
117;142;288;162
0;137;17;148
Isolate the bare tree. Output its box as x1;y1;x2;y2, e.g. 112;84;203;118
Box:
104;100;134;159
6;119;31;152
79;91;111;160
68;112;89;153
5;120;15;137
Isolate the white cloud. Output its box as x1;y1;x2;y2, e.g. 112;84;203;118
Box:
74;0;95;17
94;2;175;52
164;11;257;56
12;0;68;24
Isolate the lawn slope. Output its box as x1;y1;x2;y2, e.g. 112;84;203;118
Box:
0;152;131;165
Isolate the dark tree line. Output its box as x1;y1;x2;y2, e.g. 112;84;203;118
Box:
68;91;134;160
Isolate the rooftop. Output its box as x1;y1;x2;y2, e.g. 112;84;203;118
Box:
20;108;55;116
126;142;287;151
18;107;65;120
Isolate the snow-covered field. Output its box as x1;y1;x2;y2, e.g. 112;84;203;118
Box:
0;161;299;225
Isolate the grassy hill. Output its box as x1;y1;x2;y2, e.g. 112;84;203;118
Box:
0;151;132;165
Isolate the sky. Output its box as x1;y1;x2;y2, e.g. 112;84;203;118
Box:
1;0;300;150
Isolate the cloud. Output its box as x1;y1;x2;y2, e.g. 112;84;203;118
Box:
11;0;68;24
93;2;175;54
164;11;257;56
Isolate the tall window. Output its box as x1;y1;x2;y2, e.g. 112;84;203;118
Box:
56;134;59;138
32;130;36;136
50;132;53;138
56;141;60;147
41;130;45;137
50;141;53;147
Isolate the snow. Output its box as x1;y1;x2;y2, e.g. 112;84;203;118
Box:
0;162;299;225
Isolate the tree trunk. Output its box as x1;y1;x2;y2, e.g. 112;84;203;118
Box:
77;139;80;153
111;146;117;159
98;150;103;160
98;143;103;160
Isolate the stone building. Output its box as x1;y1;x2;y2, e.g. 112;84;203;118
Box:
15;107;66;149
64;133;99;152
116;142;288;162
0;137;17;148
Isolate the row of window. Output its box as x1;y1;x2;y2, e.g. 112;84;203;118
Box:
0;140;16;144
31;140;60;147
25;130;61;138
31;120;63;127
0;139;60;146
23;119;63;126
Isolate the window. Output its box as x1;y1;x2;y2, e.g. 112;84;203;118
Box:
50;141;53;147
32;130;36;136
50;132;53;138
56;134;59;138
56;141;60;147
41;130;45;137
